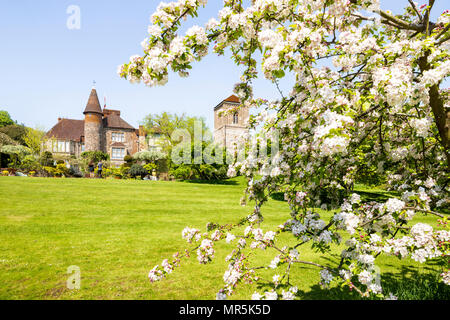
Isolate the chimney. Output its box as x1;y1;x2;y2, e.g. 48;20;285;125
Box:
139;125;145;136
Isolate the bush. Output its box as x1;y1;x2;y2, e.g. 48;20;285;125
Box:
68;167;83;178
169;141;229;181
170;163;228;181
81;151;109;163
39;151;54;167
43;163;69;177
0;144;31;168
0;124;27;145
133;150;166;163
55;163;68;177
43;166;56;177
20;155;41;172
129;164;147;179
123;155;134;167
119;165;130;178
143;163;157;174
171;165;193;180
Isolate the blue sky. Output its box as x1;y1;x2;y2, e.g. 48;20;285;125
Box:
0;1;447;131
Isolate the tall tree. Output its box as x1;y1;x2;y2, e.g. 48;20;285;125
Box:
143;111;211;154
23;126;47;155
0;124;27;145
0;111;14;128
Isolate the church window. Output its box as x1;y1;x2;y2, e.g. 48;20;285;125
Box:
233;112;239;124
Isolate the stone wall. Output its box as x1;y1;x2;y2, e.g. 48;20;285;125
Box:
214;102;249;152
84;113;102;151
214;125;248;153
214;102;249;129
43;139;83;158
103;128;139;166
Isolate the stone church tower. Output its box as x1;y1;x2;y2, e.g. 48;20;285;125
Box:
214;95;249;151
83;87;103;151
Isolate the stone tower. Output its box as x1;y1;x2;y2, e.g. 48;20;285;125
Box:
213;95;249;151
83;87;103;152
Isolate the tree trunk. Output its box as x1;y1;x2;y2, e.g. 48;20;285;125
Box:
417;53;450;169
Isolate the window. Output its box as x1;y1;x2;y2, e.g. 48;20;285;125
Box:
111;147;125;160
112;132;125;142
233;112;239;124
53;140;71;153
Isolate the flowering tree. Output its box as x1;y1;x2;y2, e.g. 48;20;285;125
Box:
119;0;449;299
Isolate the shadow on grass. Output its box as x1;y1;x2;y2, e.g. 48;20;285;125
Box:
269;188;400;204
183;179;239;186
295;268;449;300
255;279;362;300
355;190;398;203
377;265;450;300
269;192;286;202
256;264;449;300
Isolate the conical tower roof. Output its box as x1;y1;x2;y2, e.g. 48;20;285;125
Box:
83;88;103;115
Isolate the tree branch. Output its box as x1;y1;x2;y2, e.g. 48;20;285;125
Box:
376;10;422;31
408;0;423;23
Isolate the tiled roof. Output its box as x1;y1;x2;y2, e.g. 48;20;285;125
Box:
83;88;103;115
223;95;240;103
214;94;241;110
103;108;121;117
46;119;84;142
103;114;135;130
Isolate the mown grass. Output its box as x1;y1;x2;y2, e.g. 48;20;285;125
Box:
0;176;446;300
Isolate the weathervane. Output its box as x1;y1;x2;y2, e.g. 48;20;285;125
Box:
92;80;96;89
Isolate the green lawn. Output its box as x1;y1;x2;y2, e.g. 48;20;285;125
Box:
0;176;446;300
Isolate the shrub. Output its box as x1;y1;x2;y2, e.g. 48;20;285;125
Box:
123;155;134;167
43;166;56;177
143;163;157;174
133;150;166;163
119;165;130;178
81;151;109;163
39;151;54;167
56;163;70;177
0;124;27;145
0;145;31;168
129;164;147;179
20;155;41;172
68;167;83;178
169;141;228;181
43;164;69;177
115;167;124;178
171;165;194;180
